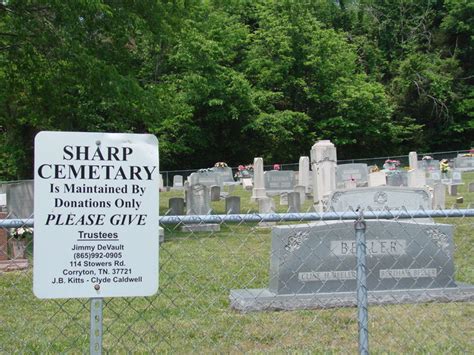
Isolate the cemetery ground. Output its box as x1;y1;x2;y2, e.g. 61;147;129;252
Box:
1;174;473;352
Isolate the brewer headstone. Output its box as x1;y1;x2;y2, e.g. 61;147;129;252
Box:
230;220;474;311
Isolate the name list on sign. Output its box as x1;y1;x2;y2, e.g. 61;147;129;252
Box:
34;132;159;299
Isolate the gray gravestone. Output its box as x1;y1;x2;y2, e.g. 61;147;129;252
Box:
168;197;185;215
418;159;440;172
454;156;474;171
183;184;220;232
225;196;241;214
451;170;463;185
279;192;288;206
294;185;306;203
336;163;368;188
386;171;408;187
189;171;223;187
432;183;446;209
469;182;474;192
6;180;34;219
186;184;211;215
210;185;221;201
287;192;301;213
258;197;276;227
230;220;474;311
173;175;184;189
328;186;431;211
264;170;295;194
427;170;441;186
448;184;457;196
211;166;237;185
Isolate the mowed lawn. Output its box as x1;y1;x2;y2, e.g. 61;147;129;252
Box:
0;173;473;352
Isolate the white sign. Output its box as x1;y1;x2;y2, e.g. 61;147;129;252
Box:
33;132;159;299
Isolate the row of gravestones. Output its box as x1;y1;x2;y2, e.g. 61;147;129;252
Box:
230;185;474;311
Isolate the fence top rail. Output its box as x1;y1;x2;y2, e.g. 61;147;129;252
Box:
1;209;473;228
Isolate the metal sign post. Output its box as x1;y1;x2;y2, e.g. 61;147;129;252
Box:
355;218;369;355
90;298;103;355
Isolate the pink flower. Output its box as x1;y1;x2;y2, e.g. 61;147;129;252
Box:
273;164;281;170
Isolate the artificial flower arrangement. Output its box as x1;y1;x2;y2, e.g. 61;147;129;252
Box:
11;227;33;240
235;164;253;179
383;159;400;171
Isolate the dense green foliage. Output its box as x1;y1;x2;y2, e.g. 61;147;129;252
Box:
0;0;472;178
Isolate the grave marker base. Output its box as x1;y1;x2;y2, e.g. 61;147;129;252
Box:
230;284;474;312
0;259;29;271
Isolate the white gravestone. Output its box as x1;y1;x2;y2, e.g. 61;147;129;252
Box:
407;169;426;187
172;175;184;189
368;172;386;187
298;156;310;192
251;157;267;201
242;177;253;190
432;183;446;209
409;151;418;170
311;140;337;211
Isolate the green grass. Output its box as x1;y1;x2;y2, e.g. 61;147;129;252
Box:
1;174;473;352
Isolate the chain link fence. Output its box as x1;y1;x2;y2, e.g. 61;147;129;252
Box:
160;149;471;187
1;183;473;352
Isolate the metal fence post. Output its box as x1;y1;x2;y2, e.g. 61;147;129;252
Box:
90;298;103;355
355;218;369;355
